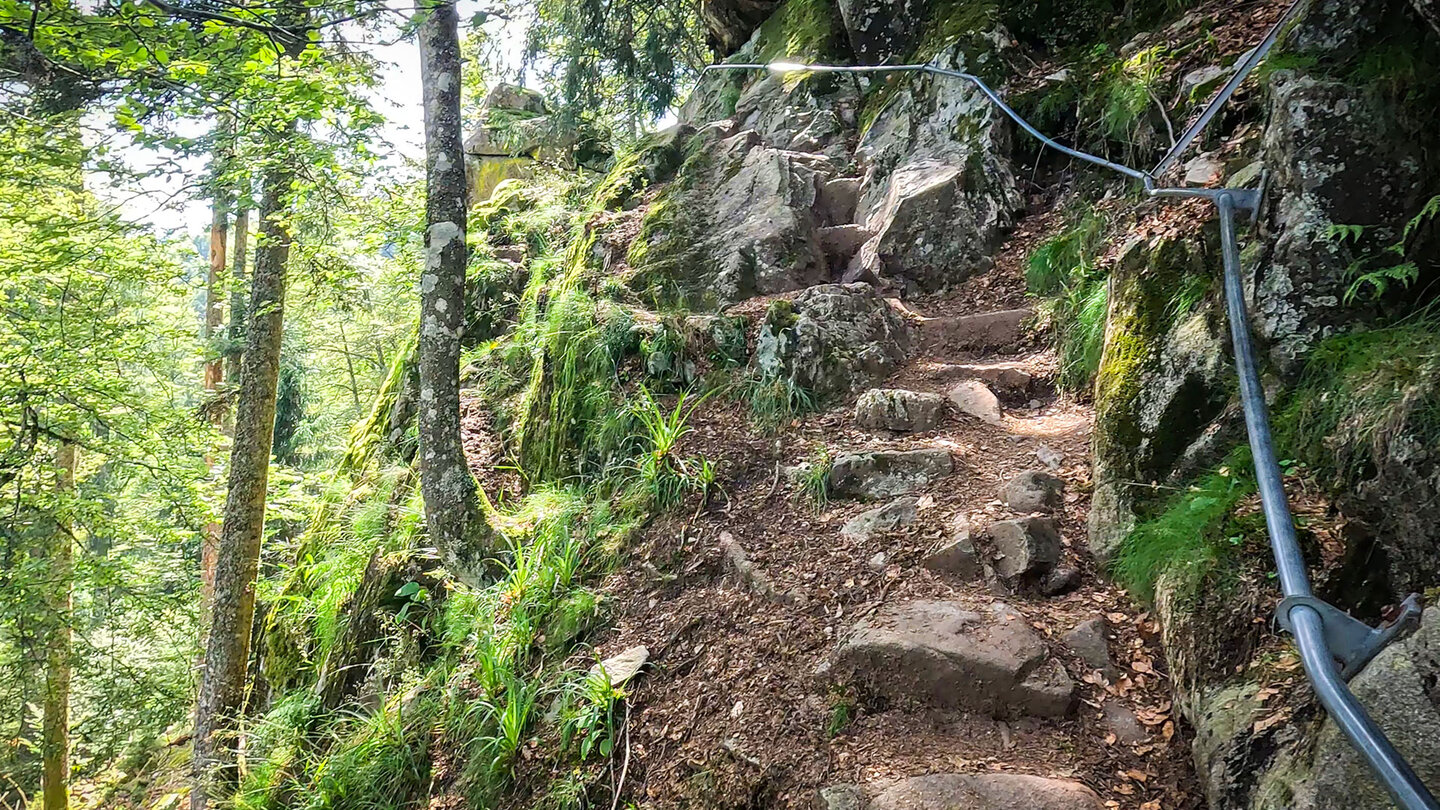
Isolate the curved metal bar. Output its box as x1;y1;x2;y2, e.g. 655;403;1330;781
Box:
1217;192;1439;810
1150;0;1311;177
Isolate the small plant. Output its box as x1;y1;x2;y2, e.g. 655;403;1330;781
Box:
1323;195;1437;305
559;665;626;761
826;695;854;738
798;448;832;513
629;385;714;509
742;373;816;433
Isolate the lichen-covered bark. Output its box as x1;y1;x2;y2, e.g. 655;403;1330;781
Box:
191;127;296;810
418;0;491;586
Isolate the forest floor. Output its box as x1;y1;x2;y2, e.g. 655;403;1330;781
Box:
497;209;1204;810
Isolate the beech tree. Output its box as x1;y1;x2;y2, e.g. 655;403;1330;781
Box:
417;0;494;585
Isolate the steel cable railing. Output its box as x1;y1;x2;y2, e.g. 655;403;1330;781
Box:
702;1;1439;805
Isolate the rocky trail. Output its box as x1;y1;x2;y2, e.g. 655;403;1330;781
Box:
562;221;1200;810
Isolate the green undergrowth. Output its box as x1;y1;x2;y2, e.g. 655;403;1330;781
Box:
1112;447;1258;604
240;139;734;809
1026;209;1110;392
1276;314;1440;488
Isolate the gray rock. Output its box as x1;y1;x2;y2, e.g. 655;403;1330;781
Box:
947;379;1003;425
699;0;781;55
1002;470;1065;513
1040;564;1081;597
1415;0;1440;35
817;176;862;225
922;514;982;580
1102;702;1149;745
1294;607;1440;809
1180;65;1229;103
946;362;1034;399
919;308;1031;352
818;224;874;268
590;646;648;687
836;0;926;63
829;449;954;500
987;517;1061;582
855;388;946;432
840;497;920;543
754;284;912;404
813;784;864;810
483;83;547;114
820;600;1076;717
866;552;887;573
1183;152;1225;186
866;773;1103;810
1063;618;1116;680
851;42;1022;293
1035;445;1063;470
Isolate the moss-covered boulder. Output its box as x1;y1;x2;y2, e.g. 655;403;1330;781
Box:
752;283;911;403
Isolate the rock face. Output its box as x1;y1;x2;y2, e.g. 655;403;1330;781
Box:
754;284;912;403
840;497;920;542
863;773;1105;810
821;600;1076;718
1002;470;1065;513
836;0;927;63
849;41;1023;293
855;388;946;432
699;0;781;54
829;449;953;500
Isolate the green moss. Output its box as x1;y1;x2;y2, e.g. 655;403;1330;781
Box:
1112;449;1256;603
1275;317;1440;487
754;0;840;63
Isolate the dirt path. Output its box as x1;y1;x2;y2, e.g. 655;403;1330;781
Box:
572;216;1201;810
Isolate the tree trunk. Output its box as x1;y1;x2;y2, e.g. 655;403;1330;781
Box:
226;206;249;388
200;120;232;673
41;442;75;810
191;144;295;810
417;0;492;586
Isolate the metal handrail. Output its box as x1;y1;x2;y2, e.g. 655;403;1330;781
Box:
700;3;1439;804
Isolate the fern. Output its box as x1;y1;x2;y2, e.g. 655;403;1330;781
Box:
1345;261;1420;305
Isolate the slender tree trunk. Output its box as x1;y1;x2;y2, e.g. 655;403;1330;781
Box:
338;320;361;410
191;141;295;810
41;442;75;810
200;119;233;662
417;0;491;586
226;206;249;389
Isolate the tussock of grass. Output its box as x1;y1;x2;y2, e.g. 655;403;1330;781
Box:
1112;451;1255;604
1027;211;1111;392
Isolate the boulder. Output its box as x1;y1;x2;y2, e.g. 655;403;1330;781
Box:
1062;617;1116;680
1040;564;1081;596
829;449;953;500
1002;470;1065;513
1288;607;1440;809
848;161;1013;291
987;517;1061;583
819;224;874;269
819;600;1076;717
817;176;863;225
922;514;983;579
699;0;781;54
836;0;927;63
754;284;912;403
855;388;946;432
483;83;547;114
840;497;920;542
865;773;1104;810
947;361;1035;400
851;42;1022;292
947;379;1003;425
919;308;1032;352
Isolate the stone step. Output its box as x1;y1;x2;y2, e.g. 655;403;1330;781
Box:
817;600;1076;718
854;388;946;433
929;359;1050;402
816;774;1104;810
916;308;1033;354
828;449;953;500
